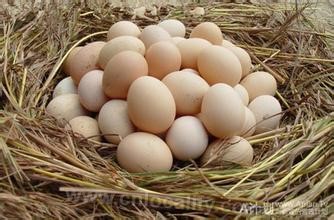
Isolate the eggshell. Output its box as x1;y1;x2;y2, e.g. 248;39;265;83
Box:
201;83;245;138
69;41;106;85
98;100;135;144
176;38;211;69
171;37;186;45
145;42;181;79
67;116;101;141
107;21;141;40
139;25;171;49
78;70;109;112
248;95;282;134
127;76;176;134
234;84;249;106
98;36;145;69
221;40;236;48
241;71;277;101
226;47;252;78
117;132;173;173
46;94;89;121
238;107;256;137
103;51;148;98
162;71;209;115
53;77;77;98
166;116;208;161
158;19;186;37
190;22;223;45
201;136;253;166
198;45;242;86
181;68;199;75
62;46;82;75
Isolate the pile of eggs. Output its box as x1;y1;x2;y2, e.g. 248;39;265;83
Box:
47;20;282;173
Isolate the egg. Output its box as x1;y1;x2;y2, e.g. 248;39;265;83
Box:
46;94;89;121
117;132;173;173
78;70;108;112
198;45;242;86
98;100;135;144
190;7;205;16
201;136;253;166
53;76;77;98
190;22;223;45
234;84;249;106
226;47;252;78
171;37;185;45
107;21;141;40
146;41;181;79
248;95;282;134
162;71;209;115
238;107;256;137
166;116;208;161
158;19;186;37
69;41;106;85
181;68;199;75
127;76;176;134
62;46;82;75
221;39;236;48
139;25;171;49
176;38;211;69
103;51;148;98
98;36;145;69
67;116;101;141
241;71;277;101
201;83;245;138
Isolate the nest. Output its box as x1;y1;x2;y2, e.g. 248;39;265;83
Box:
1;1;333;219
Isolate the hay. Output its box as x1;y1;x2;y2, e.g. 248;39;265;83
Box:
1;1;333;218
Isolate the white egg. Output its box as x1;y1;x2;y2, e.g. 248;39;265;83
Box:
166;116;208;161
53;77;77;98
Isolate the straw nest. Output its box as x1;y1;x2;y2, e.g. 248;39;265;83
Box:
1;1;333;219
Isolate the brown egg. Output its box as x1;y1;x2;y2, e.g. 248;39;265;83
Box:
98;100;135;144
117;132;173;173
240;71;277;101
103;51;148;98
221;39;236;48
176;38;211;69
226;47;252;78
78;70;109;112
158;19;186;37
67;116;101;141
198;45;242;86
201;136;253;166
98;36;145;69
190;22;223;45
139;25;171;49
69;41;106;85
127;76;176;134
248;95;282;134
146;41;181;79
201;83;245;138
238;107;256;137
234;84;249;106
162;71;209;115
107;21;141;40
46;94;89;121
170;37;186;45
62;46;82;75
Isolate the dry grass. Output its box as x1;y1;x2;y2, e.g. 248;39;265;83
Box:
0;1;333;219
